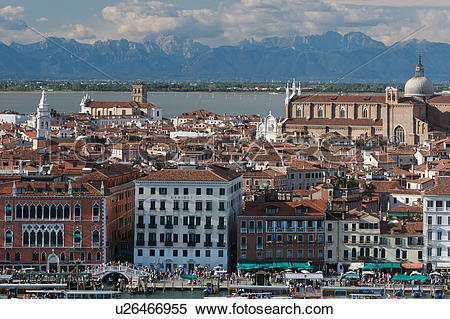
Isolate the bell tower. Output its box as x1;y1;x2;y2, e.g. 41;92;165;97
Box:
36;90;51;139
132;83;147;103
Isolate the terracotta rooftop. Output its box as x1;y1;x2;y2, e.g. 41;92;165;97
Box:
138;165;241;182
425;176;450;196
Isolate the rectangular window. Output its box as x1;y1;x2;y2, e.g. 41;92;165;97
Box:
297;249;303;258
183;202;189;211
343;236;348;243
219;202;225;211
195;201;202;211
438;216;442;225
173;201;179;211
206;201;212;211
183;188;189;195
327;223;332;231
159;188;167;195
150;188;156;195
219;188;225;196
160;201;166;210
150;201;156;210
327;250;332;258
174;188;179;195
428;216;432;225
206;188;213;195
344;250;349;259
138;187;144;195
196;188;202;195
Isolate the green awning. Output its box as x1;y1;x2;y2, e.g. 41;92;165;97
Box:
392;274;411;281
180;274;198;280
345;273;360;278
238;262;312;270
363;263;402;270
291;262;313;270
410;274;429;281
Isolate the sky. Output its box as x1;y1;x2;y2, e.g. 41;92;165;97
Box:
0;0;449;46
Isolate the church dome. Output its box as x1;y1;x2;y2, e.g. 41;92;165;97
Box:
404;56;433;97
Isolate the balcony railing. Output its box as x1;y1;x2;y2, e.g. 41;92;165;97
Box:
165;224;173;229
187;242;196;247
240;244;247;250
204;242;212;247
218;225;226;230
266;226;324;233
217;242;225;247
136;223;145;229
148;224;157;229
204;224;212;229
256;243;263;250
136;241;144;246
256;227;263;233
188;224;196;229
240;227;247;233
165;241;173;247
148;241;157;246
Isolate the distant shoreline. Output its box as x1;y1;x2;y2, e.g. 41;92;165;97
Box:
0;90;283;95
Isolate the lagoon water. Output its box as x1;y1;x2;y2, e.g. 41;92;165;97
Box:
0;92;285;118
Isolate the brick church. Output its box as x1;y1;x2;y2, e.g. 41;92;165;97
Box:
283;57;449;145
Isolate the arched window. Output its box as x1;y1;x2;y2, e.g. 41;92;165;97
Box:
360;247;364;257
23;231;29;247
96;252;101;261
374;248;378;258
5;204;12;220
297;106;302;118
340;107;346;118
351;248;356;258
80;252;85;261
69;252;74;261
15;252;20;261
16;204;22;219
92;204;100;221
381;248;386;259
396;249;400;259
5;230;13;247
51;231;57;247
57;231;63;247
57;205;63;219
30;231;36;246
74;230;81;247
87;252;92;261
5;252;10;261
30;204;36;219
37;204;43;219
32;251;38;261
44;231;50;247
44;205;49;219
61;252;65;261
74;204;81;221
37;230;42;246
394;126;405;144
318;107;324;118
41;252;46;261
50;205;56;219
363;107;368;118
64;204;70;219
23;205;29;219
365;248;370;257
92;230;100;247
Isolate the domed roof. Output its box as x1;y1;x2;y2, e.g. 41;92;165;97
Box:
404;55;433;97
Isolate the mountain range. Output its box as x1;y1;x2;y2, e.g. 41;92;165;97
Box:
0;31;449;82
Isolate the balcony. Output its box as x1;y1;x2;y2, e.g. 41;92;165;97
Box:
148;224;157;229
217;242;225;247
266;241;273;247
187;242;196;247
165;224;173;229
5;243;12;248
204;224;212;230
218;225;226;230
188;224;196;229
165;241;173;247
136;223;145;229
135;241;144;246
148;241;157;246
240;244;247;250
256;228;263;234
248;227;255;233
240;227;247;233
256;243;263;250
204;242;212;247
287;241;293;246
74;242;81;248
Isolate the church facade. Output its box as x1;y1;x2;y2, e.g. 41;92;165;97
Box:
283;58;449;145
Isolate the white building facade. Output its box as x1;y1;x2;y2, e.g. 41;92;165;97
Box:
423;177;450;271
134;165;242;272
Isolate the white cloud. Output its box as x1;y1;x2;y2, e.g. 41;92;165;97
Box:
101;0;222;41
36;17;48;23
323;0;450;7
52;24;96;42
0;5;26;30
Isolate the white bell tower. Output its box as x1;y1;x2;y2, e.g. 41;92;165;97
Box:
36;90;51;140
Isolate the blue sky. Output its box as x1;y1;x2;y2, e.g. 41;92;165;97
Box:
0;0;449;46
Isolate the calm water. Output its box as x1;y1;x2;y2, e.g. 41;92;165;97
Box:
0;92;284;118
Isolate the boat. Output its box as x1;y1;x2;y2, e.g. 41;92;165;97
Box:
413;288;422;298
228;285;291;298
0;283;67;299
26;289;122;299
321;286;385;299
